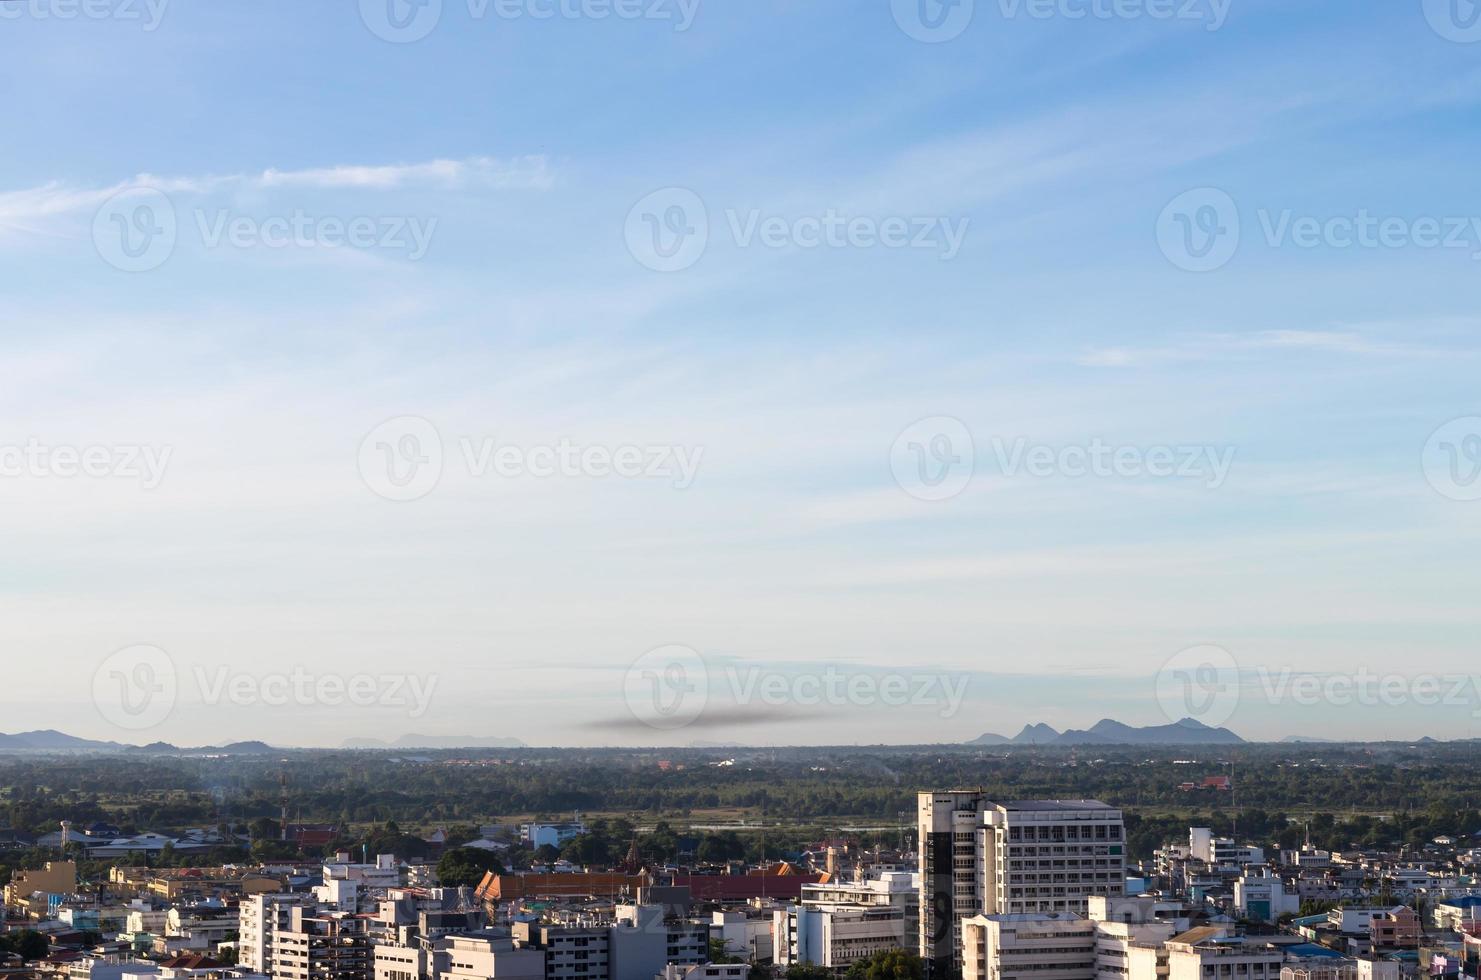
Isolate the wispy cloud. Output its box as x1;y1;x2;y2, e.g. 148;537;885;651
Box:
256;156;552;191
0;156;552;234
1077;329;1453;368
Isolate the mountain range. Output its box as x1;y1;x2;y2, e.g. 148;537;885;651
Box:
966;717;1245;746
0;730;279;754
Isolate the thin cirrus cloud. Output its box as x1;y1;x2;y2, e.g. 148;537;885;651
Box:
0;155;552;235
1076;329;1451;368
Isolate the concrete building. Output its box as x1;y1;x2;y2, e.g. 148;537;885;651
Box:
272;907;371;980
510;904;708;980
919;795;1125;978
521;822;587;851
1234;870;1298;924
980;801;1127;917
961;913;1097;980
238;893;313;974
325;854;402;890
4;859;78;908
1432;897;1481;932
1189;831;1265;868
434;932;545;980
1164;935;1284;980
774;904;908;971
655;967;747;980
919;791;987;978
1281;961;1403;980
710;910;775;964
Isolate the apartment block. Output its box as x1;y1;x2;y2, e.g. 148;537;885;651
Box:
918;791;987;977
961;912;1097;980
238;893;314;974
980;801;1126;917
920;795;1126;978
273;907;372;980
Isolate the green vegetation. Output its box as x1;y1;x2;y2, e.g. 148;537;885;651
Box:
844;950;925;980
0;930;50;962
0;741;1477;878
436;846;505;887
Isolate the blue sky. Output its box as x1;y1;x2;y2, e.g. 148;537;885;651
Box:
3;0;1481;747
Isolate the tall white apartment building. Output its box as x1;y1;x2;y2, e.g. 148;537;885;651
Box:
274;907;372;980
919;794;1126;978
981;801;1127;917
238;893;313;974
919;791;987;978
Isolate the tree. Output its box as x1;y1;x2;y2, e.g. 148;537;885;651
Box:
844;949;925;980
437;847;505;888
0;930;50;961
708;938;741;965
249;817;281;841
561;833;614;867
784;965;831;980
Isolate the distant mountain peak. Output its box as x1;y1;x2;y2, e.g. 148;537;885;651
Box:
1013;723;1061;744
964;717;1243;747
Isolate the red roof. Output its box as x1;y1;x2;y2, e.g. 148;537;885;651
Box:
669;873;823;901
160;955;224;970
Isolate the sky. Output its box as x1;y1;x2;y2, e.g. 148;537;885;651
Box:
3;0;1481;747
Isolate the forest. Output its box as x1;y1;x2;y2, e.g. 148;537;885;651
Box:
0;740;1476;879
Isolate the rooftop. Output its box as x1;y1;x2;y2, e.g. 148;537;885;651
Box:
997;800;1117;812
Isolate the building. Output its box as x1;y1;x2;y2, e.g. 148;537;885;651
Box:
1164;933;1284;980
1235;870;1298;924
325;854;402;890
919;795;1126;978
521;822;587;851
656;966;747;980
239;893;314;974
1433;898;1481;932
710;910;775;964
774;904;909;971
918;791;988;978
1281;960;1403;980
272;907;371;980
774;871;920;971
510;904;709;980
1188;830;1265;868
979;801;1126;917
961;913;1096;980
5;860;78;908
1088;897;1183;980
434;932;544;980
476;873;649;905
